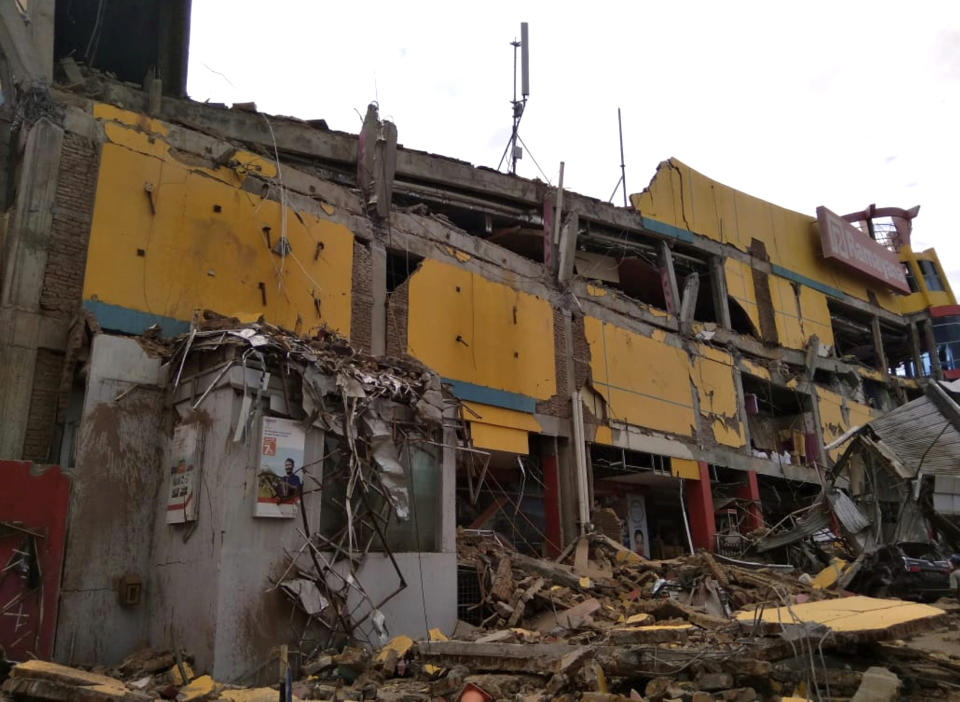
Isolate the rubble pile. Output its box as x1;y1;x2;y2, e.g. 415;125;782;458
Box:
7;534;960;701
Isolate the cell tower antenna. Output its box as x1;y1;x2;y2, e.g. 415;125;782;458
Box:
498;22;530;175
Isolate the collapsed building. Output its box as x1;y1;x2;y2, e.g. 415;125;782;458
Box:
2;1;960;687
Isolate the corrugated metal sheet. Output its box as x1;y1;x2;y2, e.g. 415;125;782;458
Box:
868;395;960;476
755;508;831;552
825;488;871;534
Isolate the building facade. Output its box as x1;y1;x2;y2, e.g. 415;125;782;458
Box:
0;4;957;681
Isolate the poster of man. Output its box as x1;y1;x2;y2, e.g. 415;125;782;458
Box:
166;424;199;524
255;416;306;518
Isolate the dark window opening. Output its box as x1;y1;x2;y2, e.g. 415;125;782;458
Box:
455;445;546;557
386;249;424;293
918;259;945;292
903;263;920;293
729;297;759;337
741;374;817;467
828;301;876;366
575;229;668;311
862;378;893;411
933;314;960;373
672;249;716;324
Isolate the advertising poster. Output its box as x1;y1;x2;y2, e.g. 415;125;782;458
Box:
167;424;199;524
627;494;650;558
255;416;305;518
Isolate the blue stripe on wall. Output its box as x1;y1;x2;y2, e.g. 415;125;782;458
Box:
641;216;847;300
83;300;190;337
770;264;844;299
441;378;537;414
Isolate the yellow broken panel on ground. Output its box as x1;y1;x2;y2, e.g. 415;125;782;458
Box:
812;558;848;589
377;635;414;663
177;675;217;702
736;596;944;637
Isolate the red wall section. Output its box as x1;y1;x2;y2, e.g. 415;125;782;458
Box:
0;461;70;661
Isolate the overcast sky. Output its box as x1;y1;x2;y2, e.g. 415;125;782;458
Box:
187;1;960;291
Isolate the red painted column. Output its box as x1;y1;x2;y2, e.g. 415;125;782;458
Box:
685;461;716;551
736;470;763;533
542;441;562;557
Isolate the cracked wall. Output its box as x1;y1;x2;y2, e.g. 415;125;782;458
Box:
82;104;353;338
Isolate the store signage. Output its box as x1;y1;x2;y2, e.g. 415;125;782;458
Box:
817;206;910;294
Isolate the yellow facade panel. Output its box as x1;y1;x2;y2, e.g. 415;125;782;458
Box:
816;387;876;461
462;402;541;432
691;346;744;448
83;136;353;337
470;423;529;455
671;457;701;480
407;259;556;400
584;317;696;438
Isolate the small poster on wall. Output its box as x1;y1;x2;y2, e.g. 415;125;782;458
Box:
255;416;305;518
167;425;200;524
627;494;650;558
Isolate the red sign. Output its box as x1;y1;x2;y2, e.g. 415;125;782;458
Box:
817;206;910;293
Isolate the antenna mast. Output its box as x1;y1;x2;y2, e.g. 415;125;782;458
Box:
499;22;530;175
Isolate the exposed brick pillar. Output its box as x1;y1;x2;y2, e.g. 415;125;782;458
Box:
685;461;715;551
736;470;763;533
542;439;562;558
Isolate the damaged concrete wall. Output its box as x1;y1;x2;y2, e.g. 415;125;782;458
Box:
55;334;164;665
81;104;353;338
631;158;904;316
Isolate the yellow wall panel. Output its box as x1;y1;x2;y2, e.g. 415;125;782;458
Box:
584;317;696;438
630;159;948;316
671;457;701;480
691;346;744;448
407;259;556;400
470;423;529;454
817;387;876;461
83;139;353;337
463;402;541;432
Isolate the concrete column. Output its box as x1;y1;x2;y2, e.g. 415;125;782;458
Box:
735;470;763;533
685;461;715;551
0;117;63;458
29;0;55;82
909;321;924;378
440;412;458;554
710;255;732;329
556;437;579;550
922;319;943;380
541;438;562;557
659;241;680;316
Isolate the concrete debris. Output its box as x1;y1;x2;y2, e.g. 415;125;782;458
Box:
5;530;960;702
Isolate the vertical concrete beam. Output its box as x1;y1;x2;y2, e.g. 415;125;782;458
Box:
909;321;924;378
710;256;731;329
731;364;751;451
370;242;387;356
0;0;45;85
678;272;699;335
735;470;763;533
541;438;562;557
685;462;716;551
28;0;54;82
0;117;63;458
556;212;579;284
922;319;943;380
659;241;680;315
440;412;458;554
871;316;889;376
556;437;579;550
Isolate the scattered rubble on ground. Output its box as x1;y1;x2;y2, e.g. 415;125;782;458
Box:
4;530;960;701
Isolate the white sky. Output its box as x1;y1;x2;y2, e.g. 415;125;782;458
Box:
188;1;960;292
